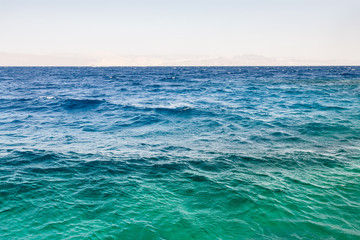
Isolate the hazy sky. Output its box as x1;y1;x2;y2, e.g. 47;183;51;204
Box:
1;0;360;65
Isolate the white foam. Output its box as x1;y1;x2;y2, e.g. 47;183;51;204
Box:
39;96;56;100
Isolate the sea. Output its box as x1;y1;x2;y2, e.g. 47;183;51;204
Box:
0;66;359;239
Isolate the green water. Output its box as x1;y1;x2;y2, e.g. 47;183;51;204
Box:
1;151;359;239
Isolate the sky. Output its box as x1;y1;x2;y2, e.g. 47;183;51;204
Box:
1;0;360;66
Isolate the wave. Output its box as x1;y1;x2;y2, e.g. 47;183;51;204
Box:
4;148;344;174
298;122;352;135
0;97;107;112
154;106;192;114
113;115;162;128
115;102;194;114
61;98;105;110
289;103;347;111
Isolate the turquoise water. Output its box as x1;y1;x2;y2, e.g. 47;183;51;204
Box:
0;67;359;239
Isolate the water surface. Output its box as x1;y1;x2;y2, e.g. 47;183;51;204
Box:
0;66;359;239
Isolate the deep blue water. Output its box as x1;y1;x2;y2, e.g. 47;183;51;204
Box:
0;66;360;239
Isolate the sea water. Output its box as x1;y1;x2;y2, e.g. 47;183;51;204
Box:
0;66;359;239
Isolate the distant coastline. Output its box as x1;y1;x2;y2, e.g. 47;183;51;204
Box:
1;52;359;67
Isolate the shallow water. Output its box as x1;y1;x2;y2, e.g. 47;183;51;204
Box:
0;66;359;239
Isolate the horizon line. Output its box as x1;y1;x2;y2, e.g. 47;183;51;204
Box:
0;65;360;68
0;65;359;67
